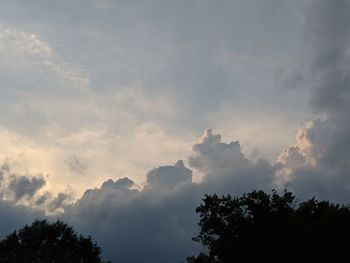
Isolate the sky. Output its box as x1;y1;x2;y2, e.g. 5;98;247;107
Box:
0;0;349;262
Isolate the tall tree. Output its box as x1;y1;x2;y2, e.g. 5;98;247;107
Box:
0;219;106;263
188;190;350;263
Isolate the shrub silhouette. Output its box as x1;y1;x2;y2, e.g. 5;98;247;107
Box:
187;190;350;263
0;219;105;263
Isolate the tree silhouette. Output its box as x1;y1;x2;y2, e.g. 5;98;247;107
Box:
0;219;106;263
187;190;350;263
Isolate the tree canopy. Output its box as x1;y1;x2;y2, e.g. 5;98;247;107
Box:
0;219;105;263
188;190;350;263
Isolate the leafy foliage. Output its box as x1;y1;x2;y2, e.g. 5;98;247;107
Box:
0;219;106;263
188;190;350;262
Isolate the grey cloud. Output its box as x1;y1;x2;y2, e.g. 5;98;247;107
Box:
0;160;46;202
189;129;249;174
101;177;134;190
46;192;72;212
8;175;46;201
189;129;275;194
34;191;74;214
0;160;72;214
146;160;192;189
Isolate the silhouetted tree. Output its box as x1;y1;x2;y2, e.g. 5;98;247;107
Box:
188;190;350;263
0;219;106;263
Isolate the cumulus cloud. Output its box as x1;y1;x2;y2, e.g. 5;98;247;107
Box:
101;177;134;190
189;128;250;174
8;175;46;201
275;118;350;202
146;160;192;189
189;129;275;195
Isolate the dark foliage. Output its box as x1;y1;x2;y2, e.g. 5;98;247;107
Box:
188;190;350;263
0;219;106;263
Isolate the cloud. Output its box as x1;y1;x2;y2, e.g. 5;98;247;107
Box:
0;159;73;214
189;129;275;195
8;175;46;201
189;129;249;174
0;159;46;202
275;118;350;202
146;160;192;189
101;177;134;190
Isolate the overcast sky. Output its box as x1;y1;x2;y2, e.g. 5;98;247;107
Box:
1;1;349;262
